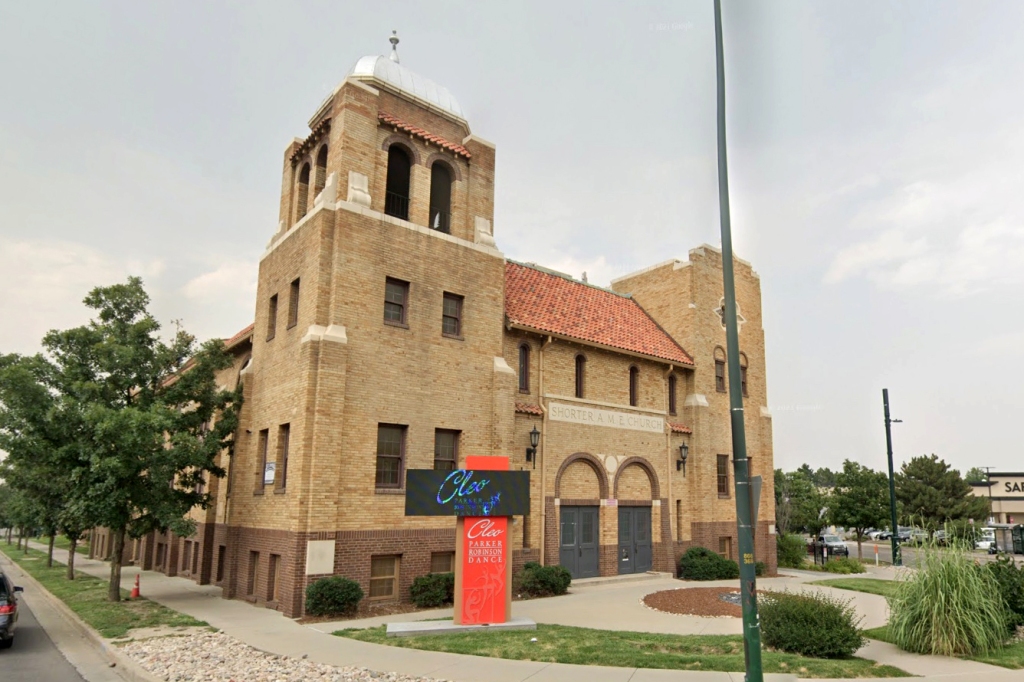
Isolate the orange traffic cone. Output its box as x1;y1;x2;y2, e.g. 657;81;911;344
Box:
130;574;140;599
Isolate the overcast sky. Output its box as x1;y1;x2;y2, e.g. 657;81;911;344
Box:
2;1;1022;475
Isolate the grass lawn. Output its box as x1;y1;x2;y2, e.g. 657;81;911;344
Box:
809;578;897;598
864;626;1024;670
0;544;206;638
337;624;911;678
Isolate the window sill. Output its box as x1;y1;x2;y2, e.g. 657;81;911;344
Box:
286;323;297;331
519;389;530;395
273;488;287;495
384;320;409;330
442;333;464;341
253;488;265;496
716;389;727;394
266;336;276;342
718;494;731;499
375;488;405;495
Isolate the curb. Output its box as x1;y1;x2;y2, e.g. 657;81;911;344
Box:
0;548;164;682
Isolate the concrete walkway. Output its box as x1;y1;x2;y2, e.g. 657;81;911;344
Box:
18;541;1022;682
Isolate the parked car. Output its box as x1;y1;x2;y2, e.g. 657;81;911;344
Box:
818;534;850;557
934;530;947;546
867;529;883;540
0;571;23;649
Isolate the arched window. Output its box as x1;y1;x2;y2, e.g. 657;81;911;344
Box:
574;354;586;399
429;161;453;233
518;343;530;393
739;352;748;398
314;145;328;199
668;374;677;415
629;366;639;407
296;163;311;221
385;144;412;220
714;347;727;393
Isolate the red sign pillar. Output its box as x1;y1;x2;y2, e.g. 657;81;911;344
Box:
453;456;512;624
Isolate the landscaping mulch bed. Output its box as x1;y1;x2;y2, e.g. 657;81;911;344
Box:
642;587;742;617
297;601;426;624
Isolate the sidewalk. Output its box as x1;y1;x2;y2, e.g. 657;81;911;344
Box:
22;540;1020;682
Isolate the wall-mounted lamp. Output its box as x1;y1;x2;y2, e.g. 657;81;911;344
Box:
525;426;540;469
676;442;689;474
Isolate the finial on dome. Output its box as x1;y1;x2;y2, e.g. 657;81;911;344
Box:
389;30;400;63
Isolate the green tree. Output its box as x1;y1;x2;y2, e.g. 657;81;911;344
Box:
775;468;828;536
42;277;240;601
829;460;890;559
964;467;988;485
895;455;989;534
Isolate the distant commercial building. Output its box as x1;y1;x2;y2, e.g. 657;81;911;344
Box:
971;472;1024;524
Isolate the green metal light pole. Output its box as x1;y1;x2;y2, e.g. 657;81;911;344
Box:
883;389;901;567
713;2;763;680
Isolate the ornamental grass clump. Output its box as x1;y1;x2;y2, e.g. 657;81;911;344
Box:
887;541;1007;656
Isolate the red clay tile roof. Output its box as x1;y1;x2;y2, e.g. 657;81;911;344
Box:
668;422;692;434
379;112;471;159
515;402;544;416
505;262;693;366
224;323;254;350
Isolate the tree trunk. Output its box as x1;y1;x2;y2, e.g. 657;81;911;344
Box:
67;538;77;580
47;534;55;567
856;534;863;560
21;528;28;554
107;527;126;602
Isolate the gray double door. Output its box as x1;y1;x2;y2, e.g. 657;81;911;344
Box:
618;506;652;574
559;506;599;579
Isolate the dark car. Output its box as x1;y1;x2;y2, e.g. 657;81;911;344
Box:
0;572;23;649
818;534;850;557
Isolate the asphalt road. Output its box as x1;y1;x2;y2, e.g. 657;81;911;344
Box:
0;596;87;682
838;540;1018;568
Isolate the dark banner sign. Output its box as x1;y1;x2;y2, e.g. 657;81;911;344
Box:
405;469;530;517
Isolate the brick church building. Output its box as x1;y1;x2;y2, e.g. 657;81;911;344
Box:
91;37;777;618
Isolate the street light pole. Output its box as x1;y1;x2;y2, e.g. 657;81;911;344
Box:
713;2;763;681
883;389;901;567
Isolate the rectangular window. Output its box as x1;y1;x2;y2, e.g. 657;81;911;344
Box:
430;551;455;574
267;294;278;341
216;545;226;582
275;423;290;490
629;367;639;407
192;542;199;575
268;554;280;601
375;424;406;488
715;360;726;393
182;541;192;574
719;536;733;560
287;278;300;329
717;454;730;497
442;292;463;337
668;375;677;415
247;551;259;596
676;500;682;542
369;555;399;599
575;355;586;399
256;429;270;493
518;344;530;393
384;278;409;325
740;364;748;398
433;429;459;471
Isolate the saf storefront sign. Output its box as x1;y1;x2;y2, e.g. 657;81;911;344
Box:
404;456;530;625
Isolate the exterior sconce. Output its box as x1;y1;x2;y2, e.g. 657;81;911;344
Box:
676;442;689;474
525;426;540;469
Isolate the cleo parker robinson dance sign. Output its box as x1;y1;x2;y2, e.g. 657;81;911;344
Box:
405;462;530;624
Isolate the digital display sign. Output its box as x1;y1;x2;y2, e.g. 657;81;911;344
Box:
405;469;530;517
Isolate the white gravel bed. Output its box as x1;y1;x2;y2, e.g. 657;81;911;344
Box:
120;631;450;682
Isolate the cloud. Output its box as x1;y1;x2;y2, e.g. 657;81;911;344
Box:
0;237;164;354
182;260;257;303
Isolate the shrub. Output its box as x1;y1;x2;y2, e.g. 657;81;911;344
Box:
986;554;1024;633
821;557;866;575
519;563;571;597
887;545;1007;656
760;591;864;658
777;533;806;569
410;572;455;608
305;576;363;617
755;561;767;577
678;546;740;580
